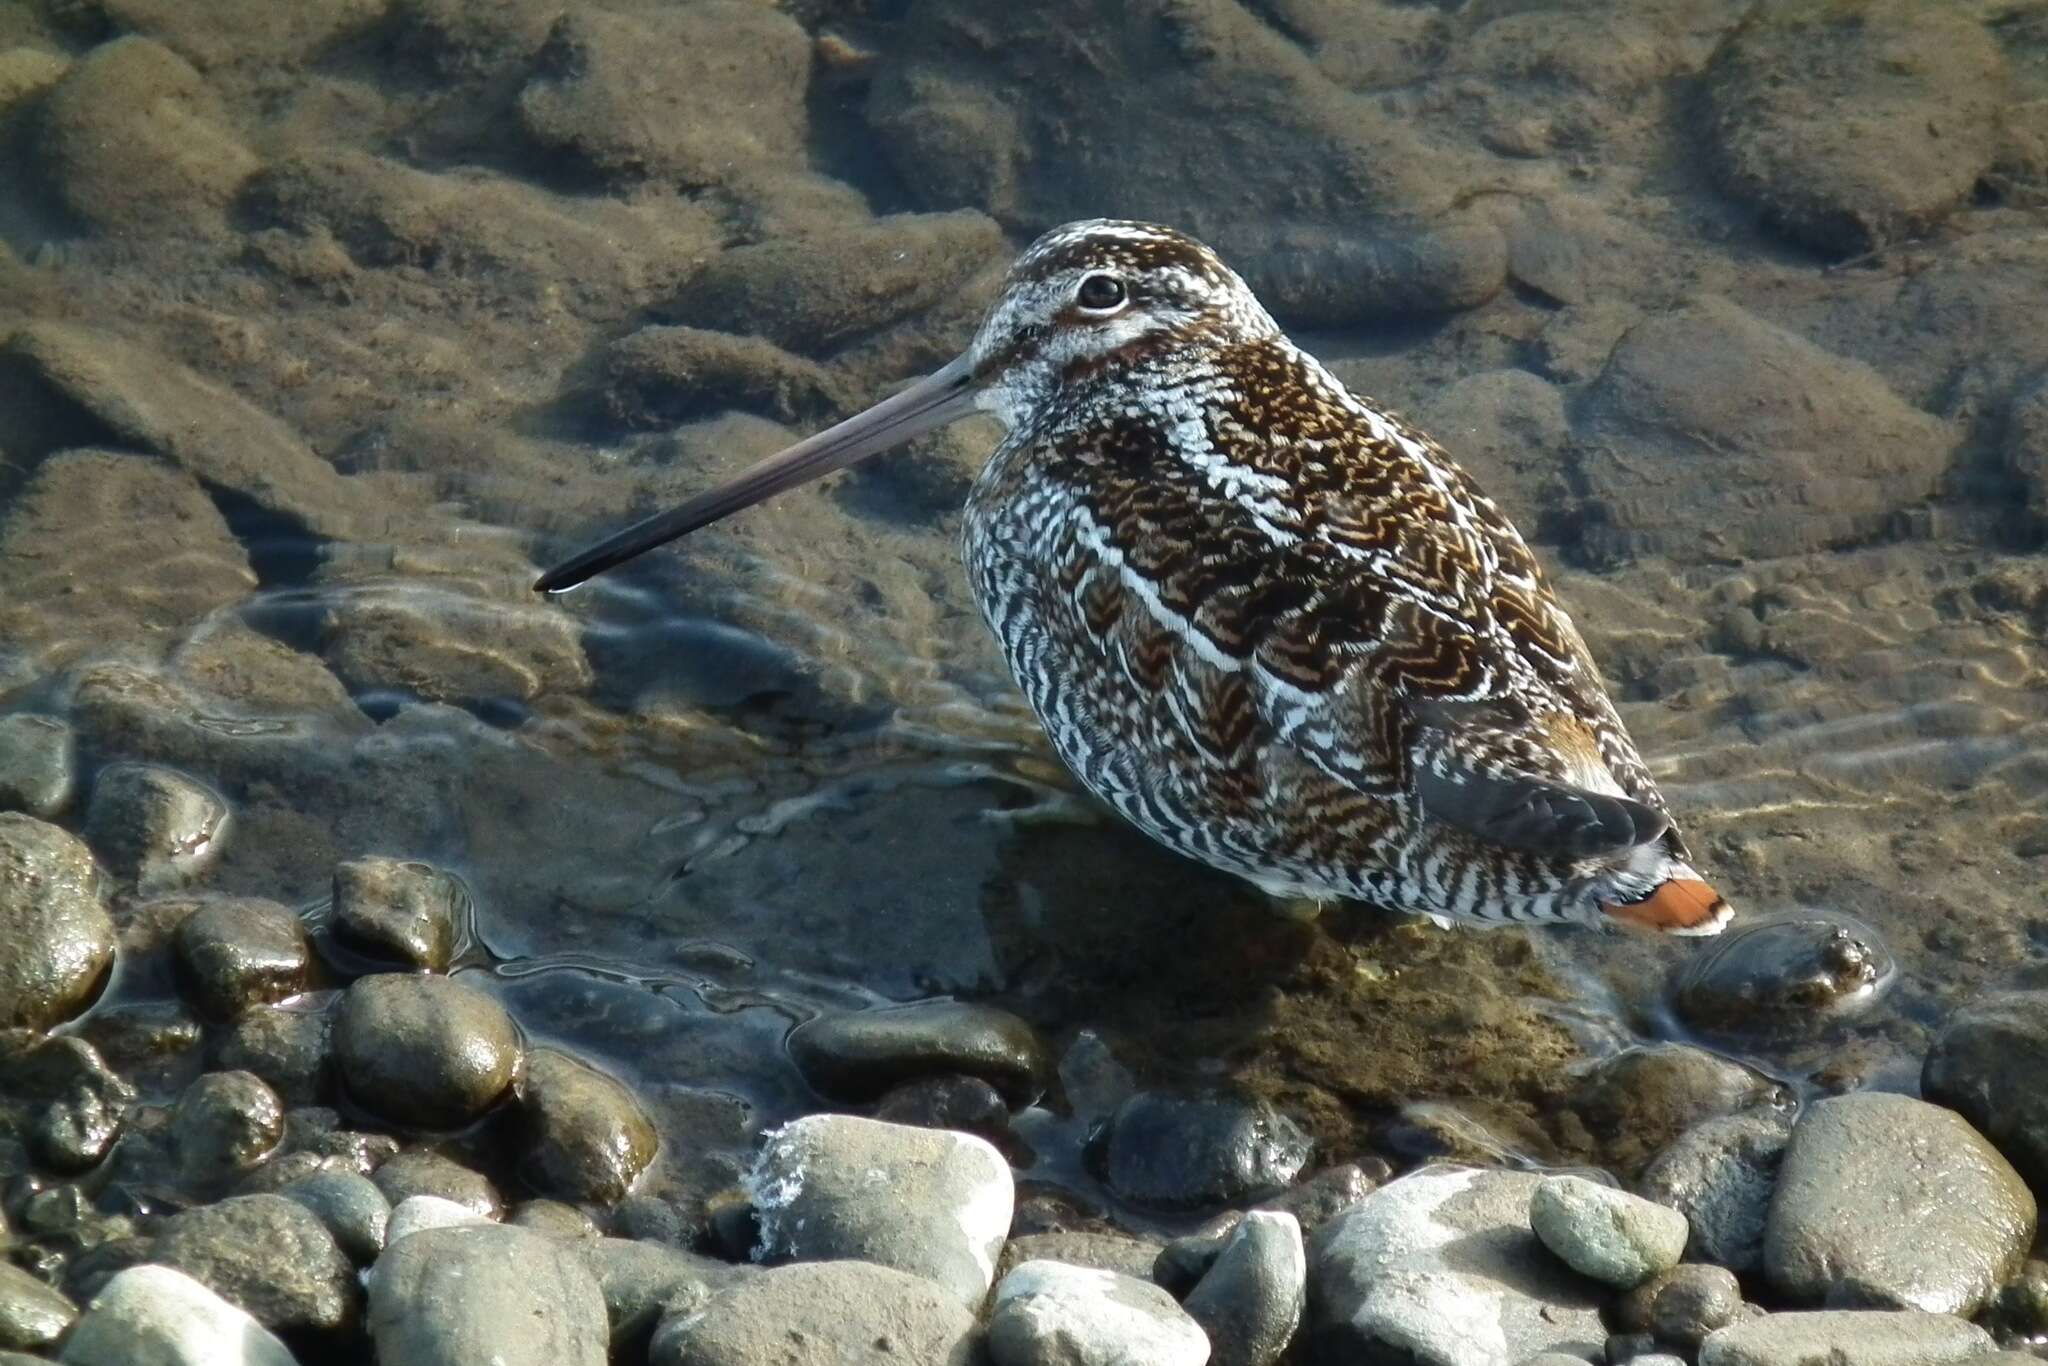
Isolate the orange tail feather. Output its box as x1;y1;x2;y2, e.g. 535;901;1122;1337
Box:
1602;879;1730;935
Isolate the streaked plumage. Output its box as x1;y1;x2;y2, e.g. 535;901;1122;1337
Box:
538;219;1730;934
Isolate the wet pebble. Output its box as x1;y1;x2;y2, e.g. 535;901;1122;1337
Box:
151;1192;356;1335
1308;1165;1604;1361
57;1263;296;1366
749;1113;1012;1308
1697;1309;1993;1366
279;1168;390;1264
82;763;228;893
333;972;523;1129
650;1260;977;1366
1635;1107;1791;1274
1614;1263;1746;1347
1673;911;1893;1040
1764;1092;2036;1315
989;1260;1208;1366
78;999;202;1068
173;898;307;1020
332;856;465;972
0;714;74;817
208;1003;330;1105
170;1070;284;1189
1703;2;2004;255
1;1035;135;1172
0;813;115;1030
786;999;1053;1107
1979;1257;2048;1344
385;1194;488;1244
372;1150;503;1218
1182;1210;1305;1366
368;1223;607;1366
1529;1175;1687;1289
1922;989;2048;1200
873;1073;1012;1144
1103;1092;1313;1210
515;1047;656;1205
0;1260;76;1350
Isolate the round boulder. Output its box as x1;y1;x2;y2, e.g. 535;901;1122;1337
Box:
0;813;113;1030
332;973;523;1130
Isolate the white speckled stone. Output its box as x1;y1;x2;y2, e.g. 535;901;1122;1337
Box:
1309;1166;1604;1365
989;1260;1209;1366
748;1113;1012;1307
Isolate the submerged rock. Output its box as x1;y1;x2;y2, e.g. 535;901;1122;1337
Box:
1703;1;2006;255
1569;1044;1787;1176
0;714;75;817
1103;1092;1313;1211
1;1034;135;1173
0;813;114;1031
1763;1092;2035;1315
332;973;523;1130
786;999;1053;1107
82;763;229;893
517;4;810;188
368;1224;607;1366
1308;1165;1605;1364
989;1260;1208;1366
749;1113;1012;1308
651;1261;977;1366
331;856;465;972
1574;297;1957;565
1673;911;1894;1040
57;1264;297;1366
34;37;258;237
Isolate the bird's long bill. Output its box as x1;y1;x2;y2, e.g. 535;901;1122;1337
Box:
533;352;981;593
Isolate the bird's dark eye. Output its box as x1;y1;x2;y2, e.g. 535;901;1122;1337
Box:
1076;273;1126;311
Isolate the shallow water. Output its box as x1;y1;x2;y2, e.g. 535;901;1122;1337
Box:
2;0;2047;1234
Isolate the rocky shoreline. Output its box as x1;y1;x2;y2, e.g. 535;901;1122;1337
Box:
3;0;2048;1361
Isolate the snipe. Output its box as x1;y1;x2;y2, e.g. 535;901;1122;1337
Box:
538;219;1730;935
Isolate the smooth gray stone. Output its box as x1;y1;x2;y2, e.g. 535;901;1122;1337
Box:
1763;1092;2035;1315
58;1265;296;1366
572;1237;744;1350
1183;1209;1304;1366
368;1223;607;1366
1529;1175;1686;1289
1309;1165;1605;1365
989;1260;1208;1366
748;1113;1011;1308
280;1168;391;1263
1698;1310;1994;1366
1636;1108;1790;1274
651;1260;976;1366
384;1195;489;1244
